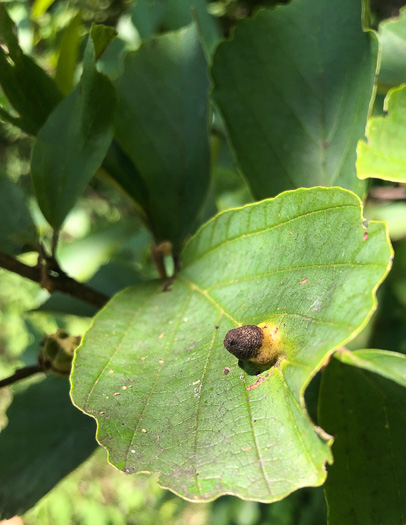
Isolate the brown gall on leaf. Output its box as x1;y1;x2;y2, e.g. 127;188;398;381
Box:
223;325;263;360
223;322;281;366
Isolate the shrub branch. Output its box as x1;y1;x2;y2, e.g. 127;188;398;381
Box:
0;365;45;389
0;251;108;308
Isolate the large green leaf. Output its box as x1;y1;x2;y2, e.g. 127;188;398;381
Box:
31;38;116;230
0;4;62;135
0;176;37;255
71;187;392;502
357;85;406;183
211;0;377;199
114;24;210;251
378;6;406;91
0;376;97;519
319;356;406;525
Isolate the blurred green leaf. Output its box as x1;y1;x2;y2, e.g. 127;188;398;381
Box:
357;85;406;182
386;238;406;316
0;176;37;255
0;375;97;519
211;487;326;525
0;4;20;55
91;24;118;61
31;37;116;230
212;0;377;199
336;348;406;387
363;238;406;355
115;24;210;251
0;4;62;134
55;11;83;95
35;260;144;317
71;187;391;502
130;0;164;40
96;38;127;79
35;293;99;318
32;0;56;19
101;141;149;212
319;357;406;525
364;202;406;241
212;137;253;212
55;220;149;281
131;0;220;55
378;6;406;91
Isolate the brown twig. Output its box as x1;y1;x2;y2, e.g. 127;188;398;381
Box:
151;241;174;280
0;251;109;308
368;186;406;202
0;364;44;389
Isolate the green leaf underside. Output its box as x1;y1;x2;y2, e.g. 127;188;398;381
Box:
357;86;406;182
0;376;97;519
114;24;210;250
31;39;116;230
71;187;392;502
211;0;377;199
336;348;406;388
319;358;406;525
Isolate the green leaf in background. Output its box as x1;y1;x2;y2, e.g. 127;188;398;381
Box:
378;6;406;91
211;0;377;199
0;376;97;519
54;11;83;95
71;187;392;502
115;24;210;251
388;238;406;314
364;201;406;241
211;487;326;525
32;0;56;20
357;85;406;182
91;24;118;61
0;4;62;135
337;347;406;386
35;260;144;317
101;141;149;213
319;356;406;525
131;0;220;55
31;37;116;230
0;176;37;255
54;220;152;281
